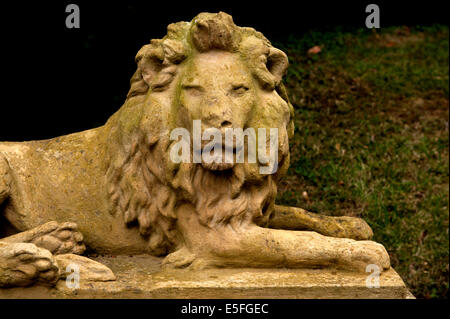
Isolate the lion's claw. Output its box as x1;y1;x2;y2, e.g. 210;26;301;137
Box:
338;240;391;272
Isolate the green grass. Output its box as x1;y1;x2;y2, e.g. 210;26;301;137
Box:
274;24;449;298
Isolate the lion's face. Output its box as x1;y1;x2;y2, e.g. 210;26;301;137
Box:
176;51;256;171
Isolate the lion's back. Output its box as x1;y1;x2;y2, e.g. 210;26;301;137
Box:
0;131;109;231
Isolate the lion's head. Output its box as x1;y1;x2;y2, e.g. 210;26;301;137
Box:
104;12;294;256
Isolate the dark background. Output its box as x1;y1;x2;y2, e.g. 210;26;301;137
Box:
0;0;447;141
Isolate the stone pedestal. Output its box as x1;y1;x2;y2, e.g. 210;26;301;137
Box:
0;255;414;299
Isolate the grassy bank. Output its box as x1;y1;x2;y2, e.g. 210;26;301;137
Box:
275;24;449;298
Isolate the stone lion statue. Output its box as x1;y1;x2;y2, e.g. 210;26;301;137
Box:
0;12;389;287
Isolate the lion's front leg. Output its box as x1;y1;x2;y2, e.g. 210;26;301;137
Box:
235;226;390;272
1;221;85;255
266;205;374;240
165;225;390;272
164;204;390;272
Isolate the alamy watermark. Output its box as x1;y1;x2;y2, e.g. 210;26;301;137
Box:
365;4;380;29
366;264;381;288
65;263;80;289
170;120;279;174
65;4;80;29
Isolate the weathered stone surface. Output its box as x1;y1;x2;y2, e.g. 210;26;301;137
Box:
0;256;414;299
55;254;116;282
0;11;393;289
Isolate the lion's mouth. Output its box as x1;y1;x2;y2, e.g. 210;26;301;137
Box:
202;161;234;171
196;143;243;171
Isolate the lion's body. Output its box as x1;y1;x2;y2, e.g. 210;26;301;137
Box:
0;129;149;254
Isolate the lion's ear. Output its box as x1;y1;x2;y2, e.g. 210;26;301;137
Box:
126;43;165;98
266;47;289;86
127;39;188;98
137;44;165;87
137;41;184;92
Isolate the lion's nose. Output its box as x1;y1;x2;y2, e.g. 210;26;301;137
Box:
202;112;234;129
220;121;232;128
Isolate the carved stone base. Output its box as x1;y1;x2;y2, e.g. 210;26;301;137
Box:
0;255;414;299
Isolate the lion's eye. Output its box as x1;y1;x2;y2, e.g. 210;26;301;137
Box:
182;84;204;96
231;85;249;96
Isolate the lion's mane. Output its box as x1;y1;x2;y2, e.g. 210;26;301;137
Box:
104;12;294;256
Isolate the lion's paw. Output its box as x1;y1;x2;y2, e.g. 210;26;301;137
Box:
162;247;217;270
0;242;60;287
30;221;86;255
340;240;391;272
162;247;197;269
